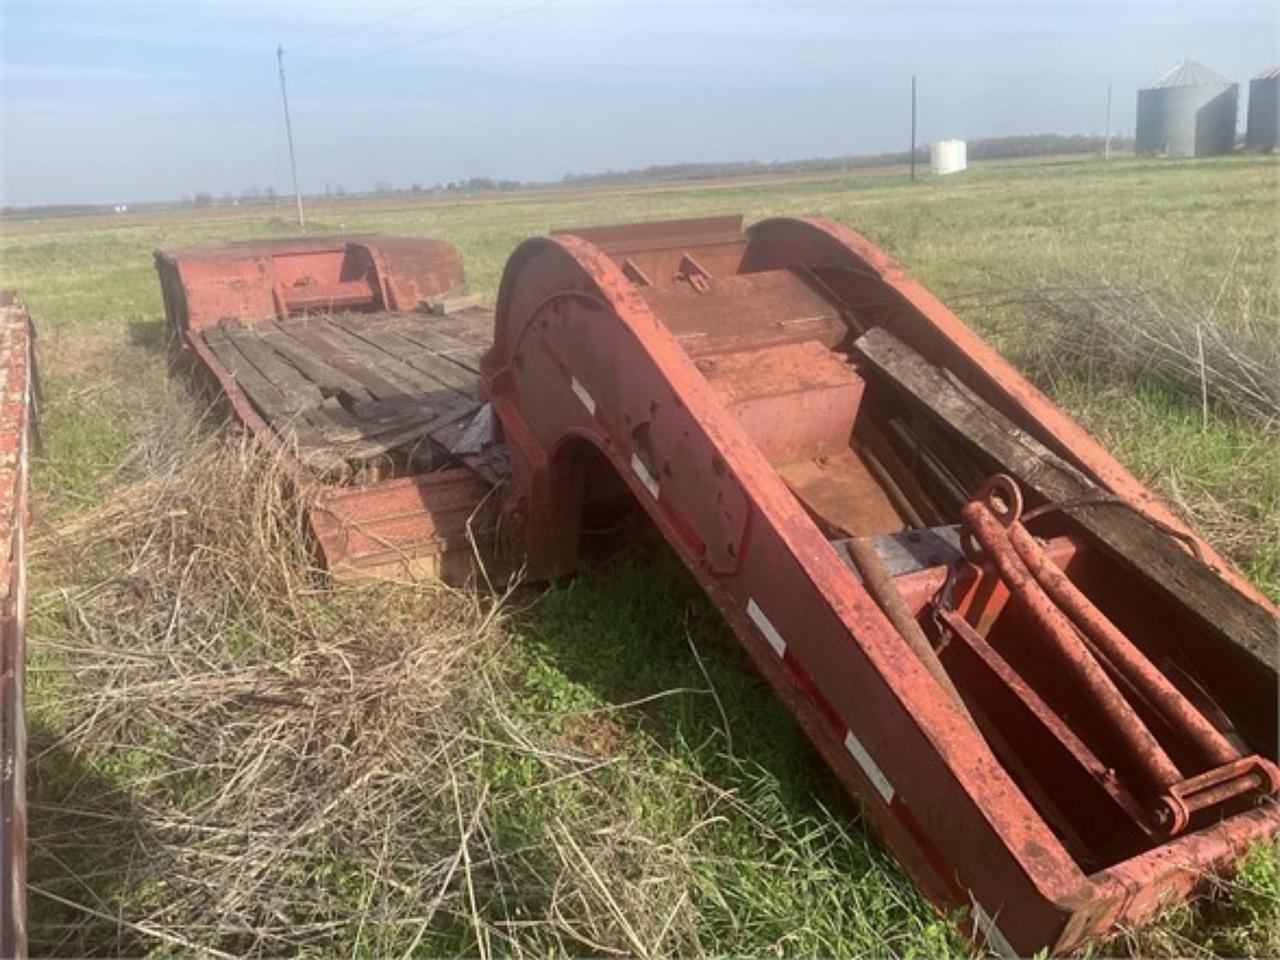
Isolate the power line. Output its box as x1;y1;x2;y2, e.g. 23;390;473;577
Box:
288;1;440;53
293;1;556;76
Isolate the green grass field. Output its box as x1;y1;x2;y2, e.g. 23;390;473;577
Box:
4;155;1278;956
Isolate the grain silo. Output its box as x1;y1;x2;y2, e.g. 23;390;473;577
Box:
1246;67;1280;149
1135;61;1238;157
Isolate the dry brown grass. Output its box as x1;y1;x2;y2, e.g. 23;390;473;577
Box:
28;427;519;955
957;262;1280;430
26;427;830;957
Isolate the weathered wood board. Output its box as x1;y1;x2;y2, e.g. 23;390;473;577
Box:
204;312;485;472
854;326;1278;676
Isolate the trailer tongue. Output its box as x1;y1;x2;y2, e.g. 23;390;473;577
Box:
158;216;1279;955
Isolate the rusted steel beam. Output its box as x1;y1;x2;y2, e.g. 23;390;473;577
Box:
0;293;37;960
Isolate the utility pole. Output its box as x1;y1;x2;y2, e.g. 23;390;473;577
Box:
1103;80;1113;161
277;43;306;230
910;74;917;182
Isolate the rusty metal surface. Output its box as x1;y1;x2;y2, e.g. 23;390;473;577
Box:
0;293;37;960
310;467;499;581
156;235;465;334
482;215;1279;955
553;215;748;289
960;474;1279;836
962;490;1187;802
743;215;1276;617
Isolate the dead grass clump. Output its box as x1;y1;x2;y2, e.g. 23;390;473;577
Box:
966;269;1280;430
29;429;515;956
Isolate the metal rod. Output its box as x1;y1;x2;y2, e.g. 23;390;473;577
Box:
277;43;306;231
857;445;926;528
847;537;976;726
1007;521;1240;769
962;500;1184;796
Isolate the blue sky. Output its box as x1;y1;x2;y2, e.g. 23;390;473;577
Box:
1;0;1275;204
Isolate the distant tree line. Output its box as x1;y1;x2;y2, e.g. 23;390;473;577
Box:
0;133;1136;219
558;133;1134;187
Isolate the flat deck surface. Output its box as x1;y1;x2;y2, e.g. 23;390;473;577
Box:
200;306;491;476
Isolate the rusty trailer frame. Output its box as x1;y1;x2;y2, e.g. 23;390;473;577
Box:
157;217;1279;955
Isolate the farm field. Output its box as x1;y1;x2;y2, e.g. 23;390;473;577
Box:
3;154;1278;956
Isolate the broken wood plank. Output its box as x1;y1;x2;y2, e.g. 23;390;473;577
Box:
305;397;462;443
259;324;375;404
222;325;324;413
854;325;1278;672
307;319;460;398
327;315;477;397
449;403;492;455
276;321;411;400
330;400;478;462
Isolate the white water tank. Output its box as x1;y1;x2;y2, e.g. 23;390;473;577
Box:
931;139;967;175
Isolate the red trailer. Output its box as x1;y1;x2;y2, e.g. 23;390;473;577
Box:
0;293;39;960
155;235;501;581
158;217;1279;955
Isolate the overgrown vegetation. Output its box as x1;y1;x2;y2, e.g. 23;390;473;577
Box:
5;154;1279;955
28;432;964;957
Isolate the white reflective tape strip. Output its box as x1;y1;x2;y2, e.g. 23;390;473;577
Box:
843;729;894;803
746;598;787;658
971;900;1017;959
630;452;660;499
570;376;596;415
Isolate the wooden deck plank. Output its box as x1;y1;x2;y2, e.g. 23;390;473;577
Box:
204;327;298;421
207;314;486;473
276;321;411;400
383;321;486;375
307;395;473;444
259;324;375;404
222;325;325;413
328;315;477;397
305;320;457;398
202;328;338;462
329;401;478;462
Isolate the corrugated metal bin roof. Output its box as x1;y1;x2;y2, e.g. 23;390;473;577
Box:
1146;61;1231;89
